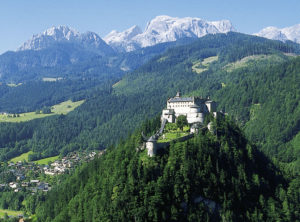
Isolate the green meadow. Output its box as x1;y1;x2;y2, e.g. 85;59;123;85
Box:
34;156;59;165
0;100;84;123
10;151;33;163
0;209;23;218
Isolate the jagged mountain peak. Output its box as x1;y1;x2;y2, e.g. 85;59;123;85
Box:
18;26;80;51
17;26;114;55
254;26;288;41
104;15;236;52
42;25;80;40
254;23;300;43
104;25;142;42
211;19;235;33
103;25;143;52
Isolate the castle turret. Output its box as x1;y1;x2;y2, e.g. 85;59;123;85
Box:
146;136;157;157
175;91;181;98
205;100;217;112
161;109;175;123
187;105;205;123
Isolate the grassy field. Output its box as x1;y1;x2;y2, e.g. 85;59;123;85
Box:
10;151;33;163
0;209;23;218
202;56;219;65
112;80;122;88
157;56;169;62
158;132;189;143
0;100;84;123
10;151;59;164
224;54;287;72
192;56;218;74
34;155;59;165
158;125;190;143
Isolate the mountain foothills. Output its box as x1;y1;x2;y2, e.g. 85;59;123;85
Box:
0;20;299;221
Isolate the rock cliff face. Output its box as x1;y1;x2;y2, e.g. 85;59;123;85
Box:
104;15;236;52
18;25;114;56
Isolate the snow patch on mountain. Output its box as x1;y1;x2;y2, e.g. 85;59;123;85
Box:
104;25;142;52
254;24;300;43
104;15;236;52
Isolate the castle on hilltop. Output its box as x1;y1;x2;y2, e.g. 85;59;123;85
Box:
142;93;218;157
161;92;217;124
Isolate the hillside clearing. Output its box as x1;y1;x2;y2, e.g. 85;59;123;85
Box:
112;80;122;88
10;151;33;163
158;125;190;143
34;155;59;165
10;152;59;164
224;54;287;72
0;100;84;123
0;209;23;218
192;56;218;74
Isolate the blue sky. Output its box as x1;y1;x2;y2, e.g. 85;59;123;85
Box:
0;0;299;54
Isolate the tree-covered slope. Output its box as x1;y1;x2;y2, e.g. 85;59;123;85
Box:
0;43;115;83
214;56;300;162
113;32;300;168
0;38;195;114
0;36;195;84
0;31;300;222
0;32;299;167
33;116;299;221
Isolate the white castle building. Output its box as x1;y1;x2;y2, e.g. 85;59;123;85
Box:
161;92;216;124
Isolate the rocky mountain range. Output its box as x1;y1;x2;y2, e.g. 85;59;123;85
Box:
2;16;300;83
10;16;300;56
18;25;115;56
254;23;300;43
16;16;236;54
104;15;236;52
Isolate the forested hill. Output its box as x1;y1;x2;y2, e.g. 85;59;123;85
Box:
0;38;195;114
114;32;300;170
0;37;195;84
0;32;300;221
0;32;299;167
33;116;300;221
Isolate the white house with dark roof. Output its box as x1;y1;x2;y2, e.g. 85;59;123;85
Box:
161;92;216;124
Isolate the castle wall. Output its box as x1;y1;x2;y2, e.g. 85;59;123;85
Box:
156;133;195;150
171;105;195;118
161;94;217;126
161;109;175;123
167;101;194;109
